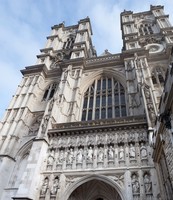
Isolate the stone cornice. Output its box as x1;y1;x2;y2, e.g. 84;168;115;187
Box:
20;64;47;76
85;54;122;69
48;115;147;137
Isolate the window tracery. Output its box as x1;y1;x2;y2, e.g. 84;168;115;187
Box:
42;83;58;101
139;23;153;36
81;77;127;121
151;67;166;87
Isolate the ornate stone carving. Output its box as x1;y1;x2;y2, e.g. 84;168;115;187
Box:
131;174;140;194
68;137;76;147
87;135;95;146
107;145;114;161
67;148;74;164
108;174;124;187
119;146;125;160
97;146;104;162
47;149;55;168
140;143;147;159
117;133;124;144
41;115;49;136
107;134;115;144
28;116;42;135
128;133;135;143
50;176;59;195
76;148;83;163
65;176;81;188
144;173;152;193
87;146;93;162
57;149;64;164
97;134;105;145
78;136;86;146
40;177;49;195
129;143;136;159
144;84;155;122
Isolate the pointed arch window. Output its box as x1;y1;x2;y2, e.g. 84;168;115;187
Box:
42;83;57;101
139;23;153;36
151;67;166;87
81;77;127;121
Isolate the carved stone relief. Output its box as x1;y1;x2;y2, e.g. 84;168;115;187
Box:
45;129;149;170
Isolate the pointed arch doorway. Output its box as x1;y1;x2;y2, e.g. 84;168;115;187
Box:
68;179;122;200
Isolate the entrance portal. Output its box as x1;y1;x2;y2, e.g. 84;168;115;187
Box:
68;179;122;200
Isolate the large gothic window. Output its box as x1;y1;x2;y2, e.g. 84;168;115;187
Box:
81;77;127;121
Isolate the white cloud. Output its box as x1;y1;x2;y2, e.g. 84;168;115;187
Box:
0;0;173;119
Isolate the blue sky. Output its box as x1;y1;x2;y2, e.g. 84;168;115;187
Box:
0;0;173;119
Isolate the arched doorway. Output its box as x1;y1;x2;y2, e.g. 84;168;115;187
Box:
68;179;122;200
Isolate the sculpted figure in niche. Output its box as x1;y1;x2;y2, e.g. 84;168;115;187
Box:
50;177;59;195
119;146;125;160
97;134;104;144
131;174;140;193
87;146;93;162
41;115;49;136
40;177;49;195
48;99;54;113
144;174;152;193
140;143;147;159
107;134;114;144
118;133;124;144
47;149;55;166
129;143;136;159
76;148;83;163
128;133;135;142
58;150;64;163
97;146;104;162
108;145;114;160
29;117;42;135
67;148;74;164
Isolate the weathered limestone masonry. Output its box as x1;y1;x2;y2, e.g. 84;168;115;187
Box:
0;5;173;200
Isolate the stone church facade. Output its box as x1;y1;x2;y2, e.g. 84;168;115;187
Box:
0;5;173;200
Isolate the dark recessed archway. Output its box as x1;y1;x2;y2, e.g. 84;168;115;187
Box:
68;179;122;200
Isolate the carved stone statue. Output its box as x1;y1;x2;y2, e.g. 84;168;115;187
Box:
131;174;140;193
140;143;147;159
67;148;74;164
47;149;55;166
108;145;114;160
119;146;124;160
129;143;136;159
40;177;49;195
144;174;152;193
76;148;83;163
58;150;64;163
87;146;93;162
97;147;104;162
41;115;49;136
50;177;59;195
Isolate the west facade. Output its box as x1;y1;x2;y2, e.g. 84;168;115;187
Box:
0;5;173;200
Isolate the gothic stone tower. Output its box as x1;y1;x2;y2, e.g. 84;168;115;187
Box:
0;5;173;200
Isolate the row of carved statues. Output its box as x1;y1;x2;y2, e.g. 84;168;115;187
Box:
49;131;147;147
46;142;148;169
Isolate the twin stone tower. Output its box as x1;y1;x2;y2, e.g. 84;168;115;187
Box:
0;5;173;200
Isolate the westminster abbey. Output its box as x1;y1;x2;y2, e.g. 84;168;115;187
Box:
0;5;173;200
